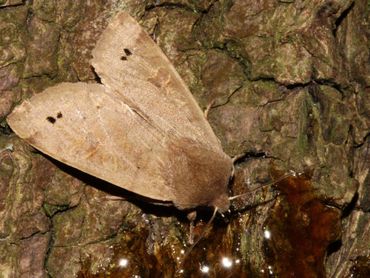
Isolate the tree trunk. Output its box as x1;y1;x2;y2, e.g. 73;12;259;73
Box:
0;0;369;277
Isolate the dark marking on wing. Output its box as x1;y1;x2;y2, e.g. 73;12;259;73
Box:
46;116;56;124
120;48;133;61
124;48;132;56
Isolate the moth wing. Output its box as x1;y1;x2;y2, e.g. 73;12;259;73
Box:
91;11;222;152
7;82;175;202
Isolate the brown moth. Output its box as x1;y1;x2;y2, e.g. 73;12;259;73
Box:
7;11;233;213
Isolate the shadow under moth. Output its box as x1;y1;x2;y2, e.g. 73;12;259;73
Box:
7;11;233;214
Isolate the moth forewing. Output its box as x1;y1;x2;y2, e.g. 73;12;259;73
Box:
7;83;175;202
91;12;223;152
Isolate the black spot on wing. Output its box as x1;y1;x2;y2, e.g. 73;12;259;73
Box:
120;48;133;61
124;48;132;56
46;116;56;124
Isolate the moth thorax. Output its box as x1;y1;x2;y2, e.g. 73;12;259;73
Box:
165;138;232;211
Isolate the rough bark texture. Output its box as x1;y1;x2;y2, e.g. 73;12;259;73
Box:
0;0;369;277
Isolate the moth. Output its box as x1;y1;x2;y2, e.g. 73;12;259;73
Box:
7;11;233;213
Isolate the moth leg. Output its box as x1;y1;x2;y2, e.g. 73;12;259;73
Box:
183;207;218;258
204;99;216;119
187;211;197;245
105;195;127;201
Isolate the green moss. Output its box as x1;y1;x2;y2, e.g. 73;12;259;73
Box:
296;97;311;154
33;0;56;21
43;203;70;217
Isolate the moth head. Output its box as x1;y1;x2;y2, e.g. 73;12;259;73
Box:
211;193;230;213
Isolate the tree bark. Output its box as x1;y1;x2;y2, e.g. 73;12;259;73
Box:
0;0;369;277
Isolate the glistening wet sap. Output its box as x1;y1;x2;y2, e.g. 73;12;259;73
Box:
263;172;341;277
77;173;342;277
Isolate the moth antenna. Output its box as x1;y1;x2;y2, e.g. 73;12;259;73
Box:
229;173;292;201
183;206;218;259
